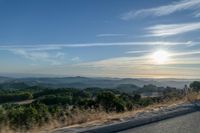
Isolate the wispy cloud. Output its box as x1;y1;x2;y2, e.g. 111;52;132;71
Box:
33;55;200;79
71;56;80;62
126;50;150;54
195;12;200;17
0;41;194;50
171;50;200;56
10;49;65;65
121;0;200;20
146;22;200;36
1;41;196;66
96;34;127;37
0;45;62;51
81;50;200;68
8;49;200;79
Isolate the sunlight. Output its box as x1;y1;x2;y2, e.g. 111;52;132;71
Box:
152;50;170;65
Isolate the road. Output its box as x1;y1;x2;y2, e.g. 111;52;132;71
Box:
119;111;200;133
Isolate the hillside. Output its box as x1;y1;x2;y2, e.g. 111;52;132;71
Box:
0;76;192;89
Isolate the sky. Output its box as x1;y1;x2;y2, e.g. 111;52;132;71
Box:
0;0;200;79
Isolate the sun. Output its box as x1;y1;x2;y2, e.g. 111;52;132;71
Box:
152;50;170;65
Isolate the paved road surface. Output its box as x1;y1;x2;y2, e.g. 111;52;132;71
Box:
119;111;200;133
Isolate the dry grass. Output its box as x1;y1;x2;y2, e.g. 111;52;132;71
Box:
186;92;200;102
48;99;187;133
0;125;13;133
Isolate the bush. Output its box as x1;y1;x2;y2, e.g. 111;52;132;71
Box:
0;107;6;124
36;95;72;105
7;106;37;129
190;81;200;92
137;98;153;107
96;92;126;112
0;92;33;104
77;99;97;109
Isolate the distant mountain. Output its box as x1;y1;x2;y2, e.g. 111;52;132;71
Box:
116;84;140;93
136;84;165;93
0;76;194;89
0;81;29;89
0;76;12;83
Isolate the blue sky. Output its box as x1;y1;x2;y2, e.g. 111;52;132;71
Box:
0;0;200;78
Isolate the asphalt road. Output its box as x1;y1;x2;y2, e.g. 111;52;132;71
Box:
118;111;200;133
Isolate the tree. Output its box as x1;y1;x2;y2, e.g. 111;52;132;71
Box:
0;107;5;124
37;95;72;105
133;94;141;101
190;81;200;92
96;92;126;112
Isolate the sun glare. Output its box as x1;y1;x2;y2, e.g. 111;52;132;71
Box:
152;50;170;65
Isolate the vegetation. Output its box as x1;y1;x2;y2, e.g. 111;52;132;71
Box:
190;81;200;92
0;92;32;104
0;81;199;132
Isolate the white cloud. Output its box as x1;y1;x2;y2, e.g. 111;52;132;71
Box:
80;56;148;68
171;51;200;56
121;0;200;20
146;22;200;36
126;50;150;54
0;41;193;50
71;57;80;62
55;52;65;59
10;49;65;65
96;34;127;37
